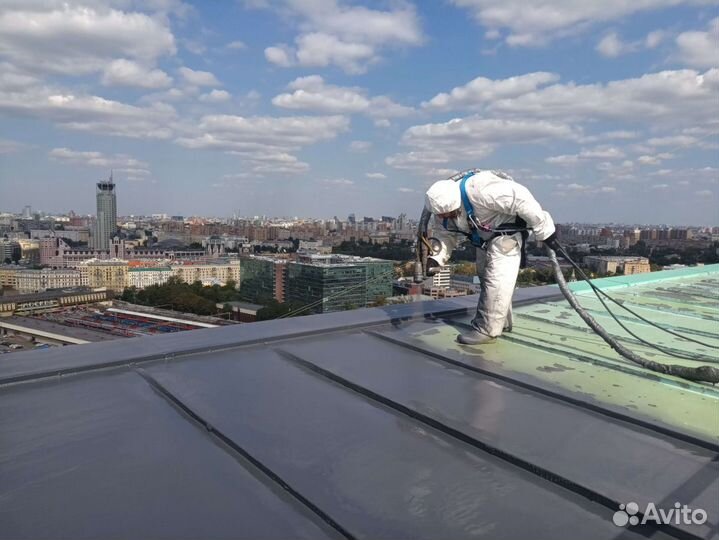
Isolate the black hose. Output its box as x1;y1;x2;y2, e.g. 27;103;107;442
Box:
546;246;719;384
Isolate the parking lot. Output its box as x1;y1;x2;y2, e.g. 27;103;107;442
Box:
0;334;56;355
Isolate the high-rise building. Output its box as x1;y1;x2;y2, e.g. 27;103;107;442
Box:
93;173;117;250
22;205;32;219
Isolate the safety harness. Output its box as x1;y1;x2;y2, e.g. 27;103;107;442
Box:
442;171;530;267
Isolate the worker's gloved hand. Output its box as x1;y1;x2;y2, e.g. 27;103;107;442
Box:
543;232;561;252
426;258;441;276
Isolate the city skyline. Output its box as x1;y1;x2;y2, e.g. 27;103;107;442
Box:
0;1;717;224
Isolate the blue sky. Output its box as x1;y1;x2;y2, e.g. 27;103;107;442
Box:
0;0;717;225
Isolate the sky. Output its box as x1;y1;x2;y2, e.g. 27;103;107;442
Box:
0;0;717;225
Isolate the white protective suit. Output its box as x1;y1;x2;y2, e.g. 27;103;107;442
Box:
426;170;555;337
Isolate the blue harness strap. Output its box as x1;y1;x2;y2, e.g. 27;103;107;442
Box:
459;173;484;246
459;173;475;218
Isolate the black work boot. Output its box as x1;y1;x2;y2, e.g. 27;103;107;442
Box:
457;329;496;345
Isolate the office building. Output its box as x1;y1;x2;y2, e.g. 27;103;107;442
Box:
239;256;288;303
0;239;21;264
287;254;392;314
93;173;118;251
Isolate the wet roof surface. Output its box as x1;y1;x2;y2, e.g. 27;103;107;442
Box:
1;265;717;540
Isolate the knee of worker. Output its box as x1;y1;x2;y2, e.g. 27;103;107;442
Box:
475;247;487;277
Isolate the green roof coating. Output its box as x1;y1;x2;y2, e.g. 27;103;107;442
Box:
409;266;719;442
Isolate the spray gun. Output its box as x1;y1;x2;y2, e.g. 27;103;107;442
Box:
414;207;444;282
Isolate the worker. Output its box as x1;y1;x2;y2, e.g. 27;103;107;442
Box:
424;170;560;345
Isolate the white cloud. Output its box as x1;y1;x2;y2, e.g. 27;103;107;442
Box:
645;29;666;48
367;96;414;119
402;116;578;147
596;29;668;57
0;5;176;76
225;40;247;50
349;140;372;152
450;0;710;47
101;59;172;88
178;66;220;86
695;189;714;196
578;130;638;143
175;114;349;174
0;74;178;139
423;69;719;134
546;154;580;165
0;138;25;154
273;75;370;113
295;32;375;74
596;32;637;57
637;152;674;165
556;182;617;194
49;147;150;176
321;178;354;185
397;187;416;193
273;75;414;121
547;146;627;166
199;89;231;103
646;135;697;147
489;68;719;128
422;72;559;111
366;172;386;179
388;116;577;172
255;0;423;73
675;18;719;68
265;45;294;67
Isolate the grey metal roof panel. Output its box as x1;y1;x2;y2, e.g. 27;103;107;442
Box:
278;330;718;539
0;370;338;540
140;347;668;540
1;272;717;540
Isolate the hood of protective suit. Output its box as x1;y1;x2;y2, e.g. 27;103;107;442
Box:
425;179;461;215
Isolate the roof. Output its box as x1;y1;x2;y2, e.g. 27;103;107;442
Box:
0;314;117;342
128;267;172;272
1;265;718;539
0;287;100;304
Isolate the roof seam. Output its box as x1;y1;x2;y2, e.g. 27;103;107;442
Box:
274;347;700;540
363;329;719;452
133;367;356;540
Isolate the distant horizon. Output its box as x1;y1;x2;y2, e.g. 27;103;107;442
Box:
2;206;716;229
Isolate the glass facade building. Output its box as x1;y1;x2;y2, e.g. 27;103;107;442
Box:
287;256;393;314
94;175;117;251
239;256;288;304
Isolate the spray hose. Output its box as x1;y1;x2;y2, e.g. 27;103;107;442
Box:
546;246;719;384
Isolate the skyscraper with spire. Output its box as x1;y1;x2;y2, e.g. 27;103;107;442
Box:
93;172;117;250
